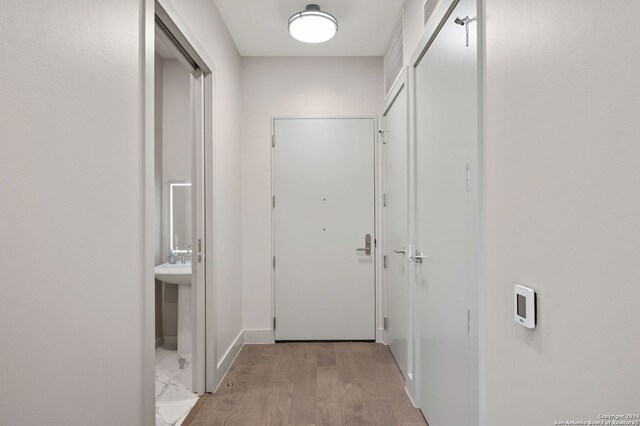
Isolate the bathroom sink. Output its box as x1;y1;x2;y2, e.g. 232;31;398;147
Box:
154;262;192;285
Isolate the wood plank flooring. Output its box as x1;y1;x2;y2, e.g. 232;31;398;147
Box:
188;343;426;426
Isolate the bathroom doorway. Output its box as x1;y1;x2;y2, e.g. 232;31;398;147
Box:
152;4;212;425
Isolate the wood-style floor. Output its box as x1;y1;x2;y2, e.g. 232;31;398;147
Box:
188;343;427;426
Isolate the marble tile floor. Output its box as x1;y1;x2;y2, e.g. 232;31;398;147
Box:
156;347;199;426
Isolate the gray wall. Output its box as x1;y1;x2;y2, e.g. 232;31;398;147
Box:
0;1;143;424
483;0;640;423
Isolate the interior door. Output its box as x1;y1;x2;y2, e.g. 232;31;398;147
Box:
413;0;480;424
383;74;410;378
273;118;375;341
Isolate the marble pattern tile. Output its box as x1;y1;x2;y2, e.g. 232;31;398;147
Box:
155;348;199;426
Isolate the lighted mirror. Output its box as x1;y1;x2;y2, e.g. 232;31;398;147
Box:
169;182;192;253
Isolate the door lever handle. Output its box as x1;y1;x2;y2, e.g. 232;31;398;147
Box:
409;250;429;263
393;248;406;254
356;234;372;256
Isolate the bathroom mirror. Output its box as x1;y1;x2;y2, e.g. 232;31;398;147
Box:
169;182;192;253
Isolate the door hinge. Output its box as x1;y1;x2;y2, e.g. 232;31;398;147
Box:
374;238;377;248
383;193;388;207
273;317;276;329
383;255;388;269
271;134;275;147
466;163;471;192
384;317;388;330
467;308;471;336
272;195;276;209
272;256;276;269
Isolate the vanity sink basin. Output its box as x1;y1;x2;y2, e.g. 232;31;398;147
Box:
154;262;192;285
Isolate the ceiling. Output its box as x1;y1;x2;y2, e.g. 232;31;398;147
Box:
213;0;404;56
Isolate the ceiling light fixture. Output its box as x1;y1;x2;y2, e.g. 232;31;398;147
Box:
288;4;338;44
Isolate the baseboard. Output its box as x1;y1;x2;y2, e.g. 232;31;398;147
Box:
213;329;244;392
155;337;163;349
405;373;418;408
376;327;387;344
163;335;177;350
243;328;274;344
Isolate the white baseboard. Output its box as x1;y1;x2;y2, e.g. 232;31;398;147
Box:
213;329;244;392
155;337;163;349
376;327;387;344
243;328;274;344
405;373;418;408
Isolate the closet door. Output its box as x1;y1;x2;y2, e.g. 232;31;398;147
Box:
413;0;480;424
383;71;410;378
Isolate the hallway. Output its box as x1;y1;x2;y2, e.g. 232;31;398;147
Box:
3;1;640;425
189;343;426;425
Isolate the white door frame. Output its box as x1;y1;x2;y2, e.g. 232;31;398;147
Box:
142;1;221;423
406;0;485;422
269;116;384;343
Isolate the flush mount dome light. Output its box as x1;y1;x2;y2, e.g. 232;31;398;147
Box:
288;4;338;44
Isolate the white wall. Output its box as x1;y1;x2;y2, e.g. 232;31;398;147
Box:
160;0;244;369
155;53;164;342
484;0;640;424
402;0;425;65
0;1;142;425
160;58;193;343
241;57;384;336
155;54;164;266
161;59;192;196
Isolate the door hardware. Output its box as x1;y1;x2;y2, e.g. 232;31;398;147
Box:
454;16;470;47
393;248;406;254
356;234;372;256
378;130;386;144
383;255;388;269
410;250;429;263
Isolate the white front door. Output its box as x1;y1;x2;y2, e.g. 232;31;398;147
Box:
383;74;410;378
413;0;480;424
273;118;376;341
